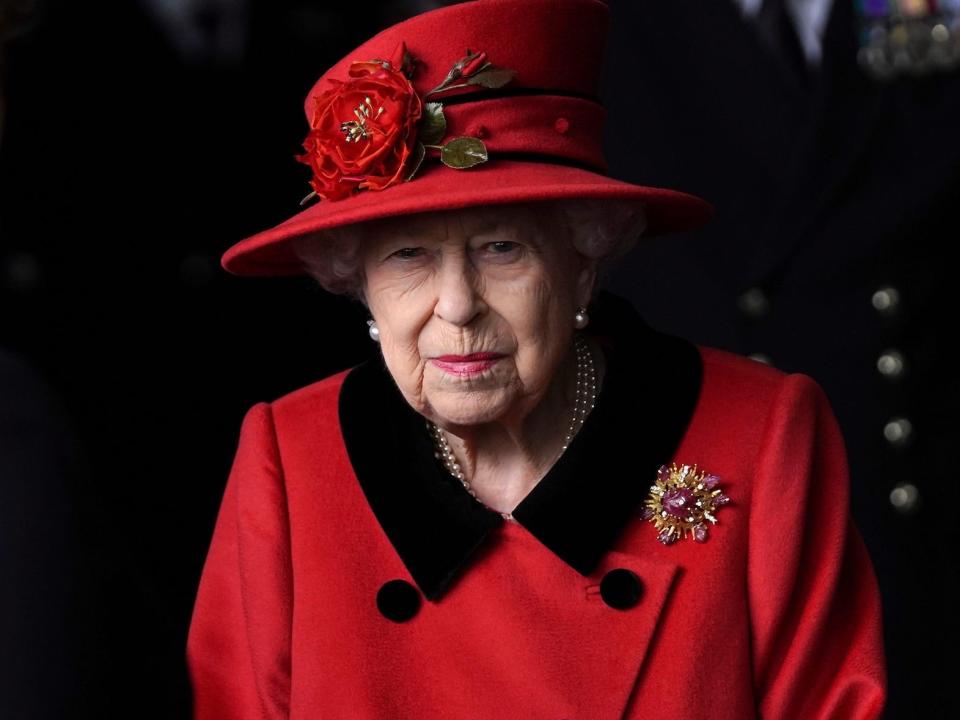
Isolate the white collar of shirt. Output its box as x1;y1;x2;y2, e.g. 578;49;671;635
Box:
734;0;834;65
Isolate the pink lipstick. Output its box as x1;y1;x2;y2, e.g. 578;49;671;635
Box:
431;352;505;376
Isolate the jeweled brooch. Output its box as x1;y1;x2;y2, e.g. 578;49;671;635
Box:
640;463;730;545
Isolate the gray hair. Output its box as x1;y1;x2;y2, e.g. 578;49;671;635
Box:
290;198;647;302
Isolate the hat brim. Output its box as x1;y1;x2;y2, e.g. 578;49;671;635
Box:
221;159;713;277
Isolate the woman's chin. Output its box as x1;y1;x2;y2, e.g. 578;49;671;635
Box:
427;391;515;429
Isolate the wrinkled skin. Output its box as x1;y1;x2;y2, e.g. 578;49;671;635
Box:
360;202;601;513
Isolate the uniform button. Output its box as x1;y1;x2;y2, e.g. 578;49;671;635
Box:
889;482;921;514
738;287;770;318
883;417;913;446
876;349;905;378
599;568;643;610
376;579;421;622
872;286;901;314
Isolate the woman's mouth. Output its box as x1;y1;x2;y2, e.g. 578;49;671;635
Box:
430;352;506;376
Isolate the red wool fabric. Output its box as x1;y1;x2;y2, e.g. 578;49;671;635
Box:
187;347;886;719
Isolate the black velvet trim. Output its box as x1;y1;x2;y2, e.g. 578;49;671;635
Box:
339;354;504;602
509;291;703;576
337;291;703;601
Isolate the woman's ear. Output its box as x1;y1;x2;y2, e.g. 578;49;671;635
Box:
575;255;599;308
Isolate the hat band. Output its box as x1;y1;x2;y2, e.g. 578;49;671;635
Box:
419;150;602;175
435;85;602;107
439;95;608;173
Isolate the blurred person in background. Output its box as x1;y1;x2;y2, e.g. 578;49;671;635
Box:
601;0;960;716
2;2;92;717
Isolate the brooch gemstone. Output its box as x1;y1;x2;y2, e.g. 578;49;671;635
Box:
641;463;730;545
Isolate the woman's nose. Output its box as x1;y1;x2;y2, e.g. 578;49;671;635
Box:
434;255;485;326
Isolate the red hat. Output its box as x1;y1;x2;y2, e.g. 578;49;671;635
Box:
221;0;713;277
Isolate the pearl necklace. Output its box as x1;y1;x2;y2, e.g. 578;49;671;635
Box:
426;333;597;522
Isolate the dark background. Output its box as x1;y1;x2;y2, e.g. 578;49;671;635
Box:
1;0;956;717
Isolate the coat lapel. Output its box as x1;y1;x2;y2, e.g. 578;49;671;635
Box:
571;547;681;718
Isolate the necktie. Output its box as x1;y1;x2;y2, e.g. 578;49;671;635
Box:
755;0;813;91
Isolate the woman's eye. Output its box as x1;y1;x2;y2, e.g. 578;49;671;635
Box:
390;247;425;260
484;240;521;255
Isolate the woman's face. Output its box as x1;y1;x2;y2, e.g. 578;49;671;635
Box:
360;203;596;430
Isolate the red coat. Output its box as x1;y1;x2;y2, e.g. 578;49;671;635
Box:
187;293;886;719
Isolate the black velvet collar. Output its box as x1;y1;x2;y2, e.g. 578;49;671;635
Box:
338;291;703;602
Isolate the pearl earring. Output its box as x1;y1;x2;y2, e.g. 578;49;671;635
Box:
367;319;380;342
573;306;589;330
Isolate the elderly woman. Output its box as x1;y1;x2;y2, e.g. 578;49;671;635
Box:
187;1;886;718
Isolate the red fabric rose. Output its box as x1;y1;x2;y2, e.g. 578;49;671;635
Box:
295;49;422;201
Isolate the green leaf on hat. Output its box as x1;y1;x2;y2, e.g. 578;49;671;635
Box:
405;141;427;181
440;137;488;169
418;103;447;146
466;67;516;89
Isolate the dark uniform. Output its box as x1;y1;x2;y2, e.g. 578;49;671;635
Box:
601;1;960;716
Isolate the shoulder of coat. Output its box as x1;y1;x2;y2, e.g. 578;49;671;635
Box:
269;366;354;418
693;345;793;422
697;345;786;389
